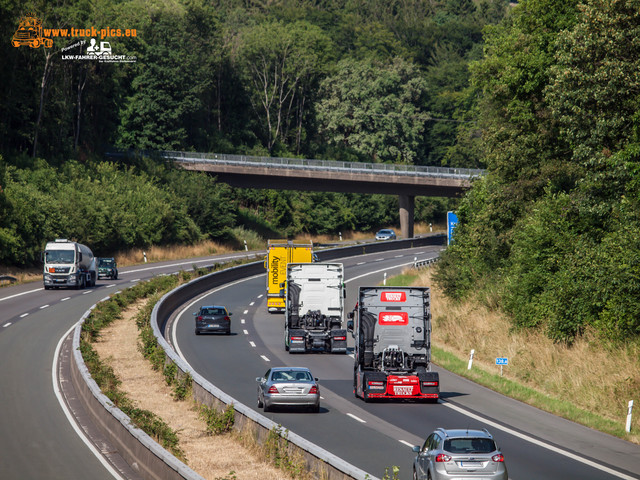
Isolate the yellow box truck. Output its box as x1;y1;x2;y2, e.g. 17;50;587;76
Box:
265;240;313;313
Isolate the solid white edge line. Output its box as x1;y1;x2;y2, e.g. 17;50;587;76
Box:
346;413;366;423
441;401;637;480
53;322;125;480
171;275;264;361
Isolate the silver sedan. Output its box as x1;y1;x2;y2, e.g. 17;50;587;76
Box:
256;367;320;413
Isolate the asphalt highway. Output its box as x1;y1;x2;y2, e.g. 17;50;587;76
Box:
1;246;638;480
168;246;640;480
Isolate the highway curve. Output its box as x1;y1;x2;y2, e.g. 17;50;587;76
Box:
0;251;262;480
166;245;640;480
1;245;638;480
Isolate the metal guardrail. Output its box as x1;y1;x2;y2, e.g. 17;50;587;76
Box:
71;235;446;480
0;275;17;284
413;257;439;269
107;149;485;180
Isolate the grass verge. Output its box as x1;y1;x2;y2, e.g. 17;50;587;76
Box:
384;267;640;444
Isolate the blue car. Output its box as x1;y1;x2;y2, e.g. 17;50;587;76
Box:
375;229;396;241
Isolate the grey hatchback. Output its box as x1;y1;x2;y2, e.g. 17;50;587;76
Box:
193;305;232;335
412;428;508;480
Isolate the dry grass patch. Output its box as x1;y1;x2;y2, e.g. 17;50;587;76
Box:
114;240;237;267
413;268;640;442
93;300;293;479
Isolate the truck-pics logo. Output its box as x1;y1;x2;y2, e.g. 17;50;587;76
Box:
380;291;407;302
12;14;52;48
378;312;409;325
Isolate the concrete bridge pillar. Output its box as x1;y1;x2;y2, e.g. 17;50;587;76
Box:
399;195;415;239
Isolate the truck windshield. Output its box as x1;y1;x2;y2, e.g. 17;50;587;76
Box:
45;250;75;264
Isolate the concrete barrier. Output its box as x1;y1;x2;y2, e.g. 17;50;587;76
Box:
71;234;445;480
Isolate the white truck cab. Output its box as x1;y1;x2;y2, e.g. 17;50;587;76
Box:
42;239;96;289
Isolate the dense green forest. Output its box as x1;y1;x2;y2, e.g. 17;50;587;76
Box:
435;0;640;343
2;0;639;343
0;0;503;265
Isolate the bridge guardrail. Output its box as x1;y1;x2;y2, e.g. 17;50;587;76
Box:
71;234;445;480
108;149;484;180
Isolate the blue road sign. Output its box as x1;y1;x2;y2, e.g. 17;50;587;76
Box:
447;211;458;246
496;357;508;365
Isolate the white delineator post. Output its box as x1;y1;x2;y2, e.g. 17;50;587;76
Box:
143;251;147;263
626;400;634;433
468;349;475;370
339;232;342;241
244;240;248;251
383;272;387;285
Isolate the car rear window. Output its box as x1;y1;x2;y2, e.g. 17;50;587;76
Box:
444;438;497;454
203;308;225;315
271;370;312;382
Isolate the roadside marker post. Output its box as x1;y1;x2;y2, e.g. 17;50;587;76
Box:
383;272;387;285
626;400;634;432
244;240;248;251
468;349;475;370
143;251;147;263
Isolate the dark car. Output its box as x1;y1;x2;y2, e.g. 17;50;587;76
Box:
412;428;508;480
375;229;396;241
194;305;232;335
96;257;118;279
256;367;320;413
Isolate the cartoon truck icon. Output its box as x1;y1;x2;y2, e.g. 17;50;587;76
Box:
12;16;53;48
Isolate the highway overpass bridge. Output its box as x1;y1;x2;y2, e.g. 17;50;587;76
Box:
110;150;483;238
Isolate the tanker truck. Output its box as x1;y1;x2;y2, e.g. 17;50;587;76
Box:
42;239;97;289
348;286;439;402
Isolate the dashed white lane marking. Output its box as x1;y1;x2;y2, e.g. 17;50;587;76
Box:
249;341;256;347
241;319;246;324
260;355;270;362
243;309;248;314
83;290;91;295
0;287;42;303
243;330;249;335
356;262;365;265
106;284;116;288
249;301;255;306
347;413;366;423
375;258;385;261
20;313;29;318
130;279;140;283
257;294;263;298
395;255;404;258
61;297;70;302
40;304;49;309
399;440;414;448
3;323;11;328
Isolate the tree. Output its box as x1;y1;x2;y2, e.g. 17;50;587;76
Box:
317;57;429;163
235;20;334;153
